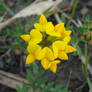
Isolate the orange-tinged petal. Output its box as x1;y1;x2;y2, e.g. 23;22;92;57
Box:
30;29;42;43
58;51;68;60
65;45;76;53
21;34;31;42
40;14;47;24
26;54;35;64
41;58;50;70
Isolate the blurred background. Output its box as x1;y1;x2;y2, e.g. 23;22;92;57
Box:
0;0;92;92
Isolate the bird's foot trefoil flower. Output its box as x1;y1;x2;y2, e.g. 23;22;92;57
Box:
21;14;76;73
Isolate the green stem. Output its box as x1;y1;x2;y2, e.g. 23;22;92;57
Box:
87;77;92;92
84;42;87;60
66;0;79;28
84;42;89;76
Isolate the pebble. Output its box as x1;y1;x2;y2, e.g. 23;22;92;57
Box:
80;7;89;16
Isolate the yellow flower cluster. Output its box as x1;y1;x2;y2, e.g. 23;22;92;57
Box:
21;14;76;73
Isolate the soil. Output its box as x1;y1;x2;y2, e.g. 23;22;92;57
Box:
0;0;92;92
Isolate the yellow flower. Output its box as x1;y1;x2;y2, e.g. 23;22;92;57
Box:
46;22;61;37
38;47;61;73
49;60;60;73
46;22;72;43
26;43;41;64
20;13;77;73
34;14;48;32
21;29;42;44
52;41;76;60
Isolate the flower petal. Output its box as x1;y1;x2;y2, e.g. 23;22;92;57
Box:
54;60;61;64
26;54;35;64
41;58;50;70
52;41;66;50
46;22;61;37
49;63;57;73
63;36;71;44
40;14;47;24
38;47;54;60
27;43;41;59
49;60;61;73
21;34;31;42
34;23;46;32
52;45;58;58
65;45;76;53
64;30;72;36
58;51;68;60
30;29;42;43
34;23;42;30
46;22;54;32
55;23;64;33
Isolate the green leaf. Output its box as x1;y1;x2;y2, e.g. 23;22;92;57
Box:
22;81;29;92
0;48;7;53
53;85;62;92
85;15;90;22
27;69;35;86
16;82;29;92
61;15;66;22
0;7;6;14
16;23;25;34
32;62;39;76
44;82;54;92
7;29;16;38
72;51;77;56
60;88;67;92
78;27;84;34
15;37;21;42
16;85;21;92
10;44;26;50
37;70;44;78
37;76;48;88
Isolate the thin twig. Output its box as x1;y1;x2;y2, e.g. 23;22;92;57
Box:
62;13;81;27
0;69;33;92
